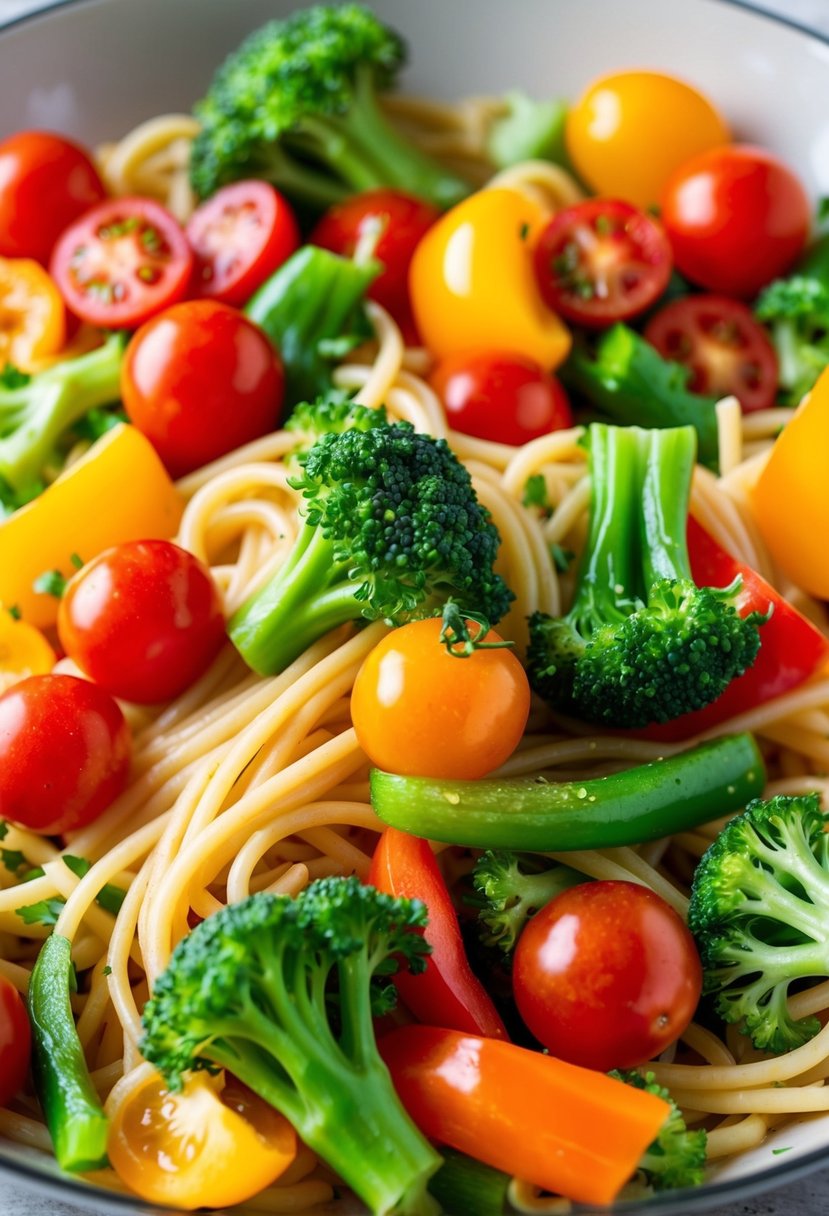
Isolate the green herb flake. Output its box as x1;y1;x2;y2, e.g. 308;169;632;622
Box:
33;569;68;598
17;897;66;927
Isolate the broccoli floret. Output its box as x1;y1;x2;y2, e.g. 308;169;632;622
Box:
611;1071;707;1191
190;4;470;211
755;275;829;405
141;877;442;1216
286;390;387;446
0;334;124;512
487;91;570;170
689;793;829;1053
470;850;586;954
229;419;514;674
527;423;766;728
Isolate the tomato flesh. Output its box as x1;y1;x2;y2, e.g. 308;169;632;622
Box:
430;351;573;445
0;975;31;1106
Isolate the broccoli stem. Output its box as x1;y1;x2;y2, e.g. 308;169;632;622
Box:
637;425;696;586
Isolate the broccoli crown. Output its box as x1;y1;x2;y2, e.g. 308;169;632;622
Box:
755;275;829;404
285;390;388;459
689;794;829;1053
526;424;766;728
469;849;585;955
611;1071;707;1192
141;877;441;1216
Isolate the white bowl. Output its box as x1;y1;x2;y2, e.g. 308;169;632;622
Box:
1;0;828;1212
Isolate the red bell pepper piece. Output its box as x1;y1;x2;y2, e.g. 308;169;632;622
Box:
369;827;508;1040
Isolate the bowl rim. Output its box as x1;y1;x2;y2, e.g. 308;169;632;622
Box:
0;0;827;1211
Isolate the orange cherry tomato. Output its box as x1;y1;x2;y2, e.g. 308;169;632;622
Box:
0;257;65;372
566;70;729;209
351;617;530;780
106;1067;296;1210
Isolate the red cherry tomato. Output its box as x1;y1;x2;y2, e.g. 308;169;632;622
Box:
661;145;810;298
513;880;701;1071
0;131;106;265
0;674;131;835
50;197;194;329
430;351;573;445
0;975;30;1106
57;540;226;705
310;188;439;341
533;198;672;328
121;299;284;478
644;295;779;413
186;181;300;308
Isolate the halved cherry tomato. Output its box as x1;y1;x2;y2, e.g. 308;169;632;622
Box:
533;199;672;328
513;880;701;1071
58;540;226;705
107;1067;296;1210
644;296;778;413
351;616;530;781
187;180;300;309
661;145;810;298
311;188;439;342
0;607;55;694
0;257;65;372
430;351;573;445
50;197;194;329
0;974;30;1106
121;299;284;477
0;673;131;835
370;827;508;1039
0;131;106;265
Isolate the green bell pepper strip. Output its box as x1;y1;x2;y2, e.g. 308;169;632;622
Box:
370;733;764;851
28;934;109;1171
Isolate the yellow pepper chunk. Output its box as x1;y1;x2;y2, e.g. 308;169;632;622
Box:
0;424;184;628
0;607;55;693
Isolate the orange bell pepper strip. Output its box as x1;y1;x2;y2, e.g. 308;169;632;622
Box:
0;605;55;692
0;423;184;628
379;1025;671;1207
0;257;65;372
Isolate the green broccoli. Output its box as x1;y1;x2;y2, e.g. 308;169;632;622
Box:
526;423;767;728
754;275;829;405
228;418;514;674
140;877;442;1216
470;849;586;954
190;4;470;210
689;793;829;1053
286;389;387;449
487;91;570;170
0;333;124;513
611;1071;707;1191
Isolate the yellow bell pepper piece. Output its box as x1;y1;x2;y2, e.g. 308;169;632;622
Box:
753;369;829;599
409;187;572;369
0;423;184;628
0;607;55;693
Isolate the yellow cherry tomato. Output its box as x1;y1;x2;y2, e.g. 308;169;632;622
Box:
0;606;55;693
106;1067;297;1210
0;257;65;372
753;369;829;599
566;71;730;209
409;188;571;369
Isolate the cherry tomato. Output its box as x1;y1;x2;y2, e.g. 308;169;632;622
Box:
0;673;131;835
311;189;439;342
121;299;284;477
0;974;31;1106
566;71;729;209
187;180;300;309
50;197;194;329
513;881;701;1071
644;295;779;413
0;256;65;371
0;131;106;265
430;351;573;445
107;1068;296;1210
533;199;672;328
661;145;810;298
351;617;530;780
58;540;226;705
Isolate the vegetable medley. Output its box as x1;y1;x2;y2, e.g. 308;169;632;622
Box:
2;4;829;1215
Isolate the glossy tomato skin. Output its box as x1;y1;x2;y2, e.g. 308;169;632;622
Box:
0;674;131;835
311;188;439;341
351;617;530;780
187;180;300;308
0;131;106;265
661;145;810;298
50;197;194;329
121;300;284;477
513;880;701;1071
644;295;778;412
0;975;31;1106
58;540;226;705
430;352;573;445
